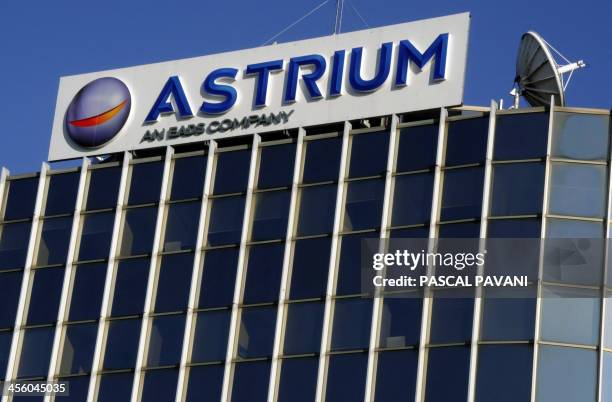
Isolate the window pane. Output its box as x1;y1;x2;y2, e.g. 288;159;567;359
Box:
85;166;121;211
206;196;245;246
325;353;367;402
297;184;336;236
336;233;374;296
0;222;31;270
119;206;157;256
543;237;603;286
440;167;484;221
289;237;330;300
480;288;536;341
250;190;290;241
396;124;438;172
389;226;430;238
191;310;231;363
26;267;64;325
231;361;270;402
475;345;532;402
439;221;481;238
429;291;473;344
17;327;54;378
606;297;612;348
35;216;72;266
170;156;207;200
331;298;372;351
103;318;141;370
343;179;384;231
237;306;276;358
540;286;600;345
97;372;134;402
61;376;90;402
112;258;149;317
283;301;324;355
549;163;606;218
445;117;488;166
186;364;224;402
494;112;549;160
302;137;342;184
59;323;97;375
213;149;251;195
552;112;610;160
546;218;603;238
391;173;434;226
163;201;200;252
348;131;389;178
491;163;545;216
243;243;283;304
146;315;185;367
536;346;597;402
44;172;79;216
0;271;22;328
155;253;192;313
277;357;318;402
3;177;38;221
127;162;163;205
141;368;178;402
488;218;541;237
603;352;612;402
77;211;114;261
257;143;296;189
379;297;422;348
374;350;418;402
69;263;106;321
1;331;13;379
199;248;238;308
425;346;470;402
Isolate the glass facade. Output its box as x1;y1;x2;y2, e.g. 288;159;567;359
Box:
0;107;610;402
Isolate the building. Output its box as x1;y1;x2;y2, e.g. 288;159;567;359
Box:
0;12;611;402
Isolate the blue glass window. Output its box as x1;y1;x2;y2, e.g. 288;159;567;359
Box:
257;143;296;189
391;173;434;226
302;137;342;184
127;162;163;205
283;301;324;355
191;310;231;363
199;248;239;308
243;243;283;304
206;196;245;246
170;156;207;200
396;124;438;172
85;166;121;211
213;149;251;195
236;306;276;359
277;357;318;402
348;131;389;178
44;172;79;216
3;177;38;221
163;202;200;252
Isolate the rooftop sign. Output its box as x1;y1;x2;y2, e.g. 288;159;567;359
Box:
49;12;470;161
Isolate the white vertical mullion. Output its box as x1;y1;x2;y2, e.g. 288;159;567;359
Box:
2;162;49;402
220;134;261;402
266;129;305;402
314;121;351;402
364;115;399;402
0;167;9;216
530;99;555;402
175;141;218;402
597;117;612;402
87;152;132;402
130;146;175;402
45;157;90;402
414;108;447;402
467;101;497;402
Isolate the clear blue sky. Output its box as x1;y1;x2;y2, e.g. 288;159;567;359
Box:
0;0;610;173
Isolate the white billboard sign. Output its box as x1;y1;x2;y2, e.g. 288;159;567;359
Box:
49;12;470;161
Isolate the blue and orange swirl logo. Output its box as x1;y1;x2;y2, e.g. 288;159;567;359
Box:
65;77;131;148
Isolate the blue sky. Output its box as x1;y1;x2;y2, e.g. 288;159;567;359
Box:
0;0;610;173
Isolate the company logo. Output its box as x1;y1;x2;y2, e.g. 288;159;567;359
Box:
65;77;131;148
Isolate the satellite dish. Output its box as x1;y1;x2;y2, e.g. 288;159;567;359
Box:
512;31;586;108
